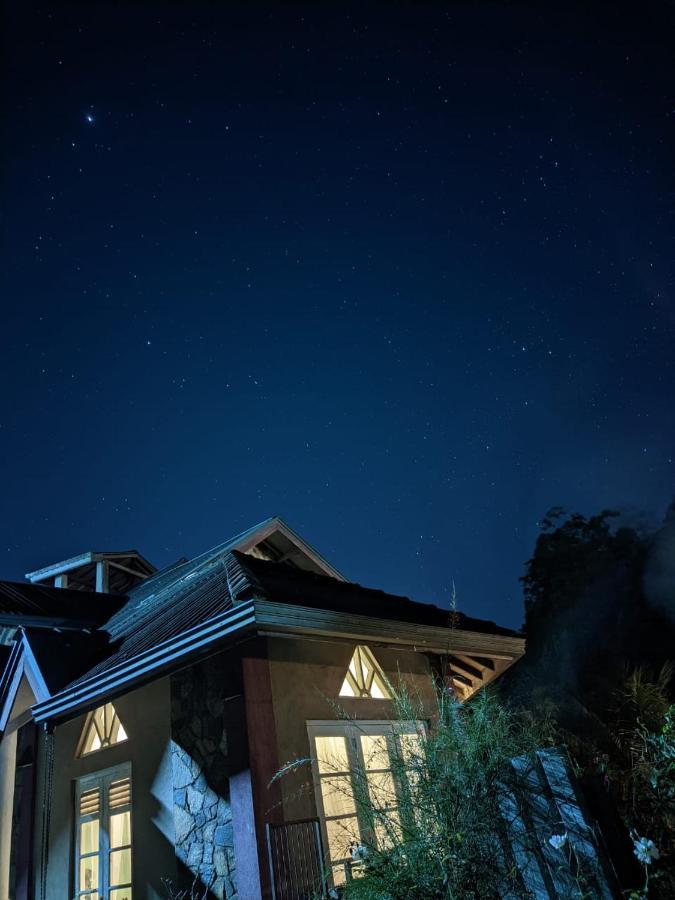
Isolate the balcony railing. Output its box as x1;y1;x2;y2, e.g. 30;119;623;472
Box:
266;818;327;900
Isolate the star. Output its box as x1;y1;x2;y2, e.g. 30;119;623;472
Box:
85;112;95;124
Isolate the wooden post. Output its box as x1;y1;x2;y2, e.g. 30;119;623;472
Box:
95;560;109;593
241;640;283;900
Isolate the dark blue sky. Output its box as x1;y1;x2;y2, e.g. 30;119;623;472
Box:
2;1;674;628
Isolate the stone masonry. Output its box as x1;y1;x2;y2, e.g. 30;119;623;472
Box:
170;657;239;899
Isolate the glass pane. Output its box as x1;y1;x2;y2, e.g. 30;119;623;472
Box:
360;734;391;770
315;735;349;773
370;680;386;699
110;848;132;886
320;775;356;817
325;816;360;861
366;770;397;808
79;856;98;892
339;678;355;697
399;732;423;763
80;820;99;855
110;811;131;848
110;890;132;900
331;862;349;886
374;807;401;848
80;894;99;899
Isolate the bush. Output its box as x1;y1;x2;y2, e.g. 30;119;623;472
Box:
275;680;550;899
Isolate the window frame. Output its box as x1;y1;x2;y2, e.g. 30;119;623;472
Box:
73;762;132;900
77;702;129;758
307;719;425;886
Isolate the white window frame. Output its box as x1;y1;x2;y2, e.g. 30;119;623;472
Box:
74;762;132;900
307;719;425;885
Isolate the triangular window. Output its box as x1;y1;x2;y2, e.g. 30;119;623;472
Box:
78;702;128;756
339;646;391;699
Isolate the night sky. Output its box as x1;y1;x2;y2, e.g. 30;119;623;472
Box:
2;2;674;629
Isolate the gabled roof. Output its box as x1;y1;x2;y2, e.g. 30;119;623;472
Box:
0;517;524;724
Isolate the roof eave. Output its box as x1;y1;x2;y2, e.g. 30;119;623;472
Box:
31;599;524;725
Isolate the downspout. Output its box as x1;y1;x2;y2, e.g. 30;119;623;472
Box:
38;724;54;900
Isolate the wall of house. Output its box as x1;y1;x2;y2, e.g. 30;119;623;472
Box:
265;637;437;821
169;653;248;900
40;677;175;900
0;676;36;900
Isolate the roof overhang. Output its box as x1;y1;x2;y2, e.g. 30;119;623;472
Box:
31;599;524;724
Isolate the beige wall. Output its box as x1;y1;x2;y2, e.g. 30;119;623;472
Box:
41;677;175;900
0;677;36;900
265;637;437;820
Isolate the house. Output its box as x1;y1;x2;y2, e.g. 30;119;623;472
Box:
0;517;524;900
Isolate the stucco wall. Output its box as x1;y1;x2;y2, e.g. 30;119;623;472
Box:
41;677;175;900
265;637;437;821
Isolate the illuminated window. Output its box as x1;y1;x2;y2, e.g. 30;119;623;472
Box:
75;765;132;900
339;646;391;699
79;703;128;757
307;720;424;886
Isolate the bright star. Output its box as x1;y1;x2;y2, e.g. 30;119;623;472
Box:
85;113;95;124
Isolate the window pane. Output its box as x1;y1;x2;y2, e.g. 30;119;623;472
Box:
110;811;131;848
80;894;99;899
315;735;349;774
366;770;397;808
80;856;98;892
80;819;99;855
360;734;391;770
110;890;132;900
325;816;360;861
110;848;132;886
374;807;401;848
320;775;356;817
399;732;423;762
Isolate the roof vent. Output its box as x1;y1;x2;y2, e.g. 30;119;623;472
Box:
25;551;155;594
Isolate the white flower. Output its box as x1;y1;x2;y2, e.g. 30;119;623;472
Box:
548;833;568;850
633;836;660;865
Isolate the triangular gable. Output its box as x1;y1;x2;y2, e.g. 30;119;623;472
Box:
339;645;391;699
233;517;345;580
0;630;50;732
127;516;345;609
78;701;128;756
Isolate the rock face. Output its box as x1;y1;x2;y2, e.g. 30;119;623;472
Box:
171;657;238;899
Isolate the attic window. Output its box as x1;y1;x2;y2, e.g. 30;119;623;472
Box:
79;703;128;757
339;646;391;700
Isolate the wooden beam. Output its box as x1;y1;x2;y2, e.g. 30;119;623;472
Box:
448;655;484;681
463;655;496;672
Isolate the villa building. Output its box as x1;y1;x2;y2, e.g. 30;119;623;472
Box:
0;517;524;899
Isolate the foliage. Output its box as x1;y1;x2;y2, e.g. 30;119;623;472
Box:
162;876;211;899
276;683;550;899
509;506;675;897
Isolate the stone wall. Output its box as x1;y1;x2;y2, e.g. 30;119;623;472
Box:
170;656;244;899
